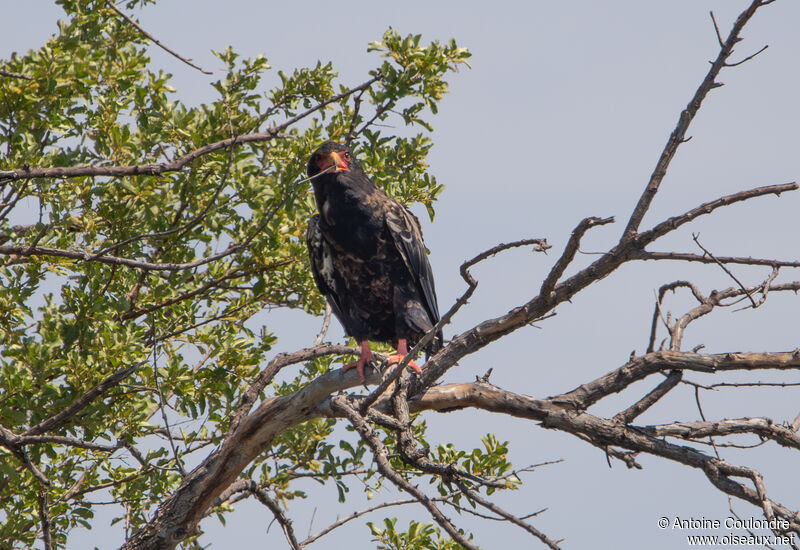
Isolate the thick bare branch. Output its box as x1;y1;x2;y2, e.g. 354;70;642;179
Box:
332;381;800;532
228;344;364;435
404;384;800;533
554;350;800;412
612;370;683;424
645;418;800;450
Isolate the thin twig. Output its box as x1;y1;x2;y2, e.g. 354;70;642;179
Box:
332;395;480;550
692;233;757;308
105;0;212;74
0;69;32;80
38;490;53;550
151;331;186;477
633;249;800;268
312;304;333;346
726;44;769;67
344;88;367;145
709;11;725;48
24;362;142;436
454;479;562;550
301;497;441;546
637;182;798;246
246;481;300;550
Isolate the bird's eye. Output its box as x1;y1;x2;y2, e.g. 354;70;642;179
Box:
343;152;352;161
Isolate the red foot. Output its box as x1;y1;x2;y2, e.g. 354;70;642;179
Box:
342;341;375;382
386;339;422;374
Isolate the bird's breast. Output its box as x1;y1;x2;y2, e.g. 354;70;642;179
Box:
319;191;385;258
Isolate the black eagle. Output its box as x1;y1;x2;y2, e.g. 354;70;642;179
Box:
306;141;441;382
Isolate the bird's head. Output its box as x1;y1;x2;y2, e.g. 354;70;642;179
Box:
307;141;354;179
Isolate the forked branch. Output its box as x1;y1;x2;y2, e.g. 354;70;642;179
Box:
622;0;775;237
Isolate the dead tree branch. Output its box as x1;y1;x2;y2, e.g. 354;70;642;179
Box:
622;0;774;238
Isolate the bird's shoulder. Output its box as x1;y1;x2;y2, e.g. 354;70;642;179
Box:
382;195;425;245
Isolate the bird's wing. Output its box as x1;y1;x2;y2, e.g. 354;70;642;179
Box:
384;200;441;324
306;214;347;324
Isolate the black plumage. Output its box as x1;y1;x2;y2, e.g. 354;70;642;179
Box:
306;141;441;381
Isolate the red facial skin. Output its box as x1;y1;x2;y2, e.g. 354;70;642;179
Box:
317;150;351;173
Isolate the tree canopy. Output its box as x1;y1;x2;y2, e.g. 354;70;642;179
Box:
1;1;471;547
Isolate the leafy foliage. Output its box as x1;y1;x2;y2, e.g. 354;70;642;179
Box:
369;518;471;550
0;2;508;549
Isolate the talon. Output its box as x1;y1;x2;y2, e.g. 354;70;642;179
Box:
387;353;421;373
342;341;375;383
386;338;422;374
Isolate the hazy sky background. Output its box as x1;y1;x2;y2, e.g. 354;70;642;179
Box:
3;1;800;548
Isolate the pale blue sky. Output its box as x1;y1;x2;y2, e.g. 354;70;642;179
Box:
3;1;800;548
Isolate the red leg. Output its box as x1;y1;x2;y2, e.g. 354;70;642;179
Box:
342;340;375;382
387;338;422;374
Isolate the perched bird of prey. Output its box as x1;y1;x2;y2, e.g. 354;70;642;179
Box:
306;141;441;382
